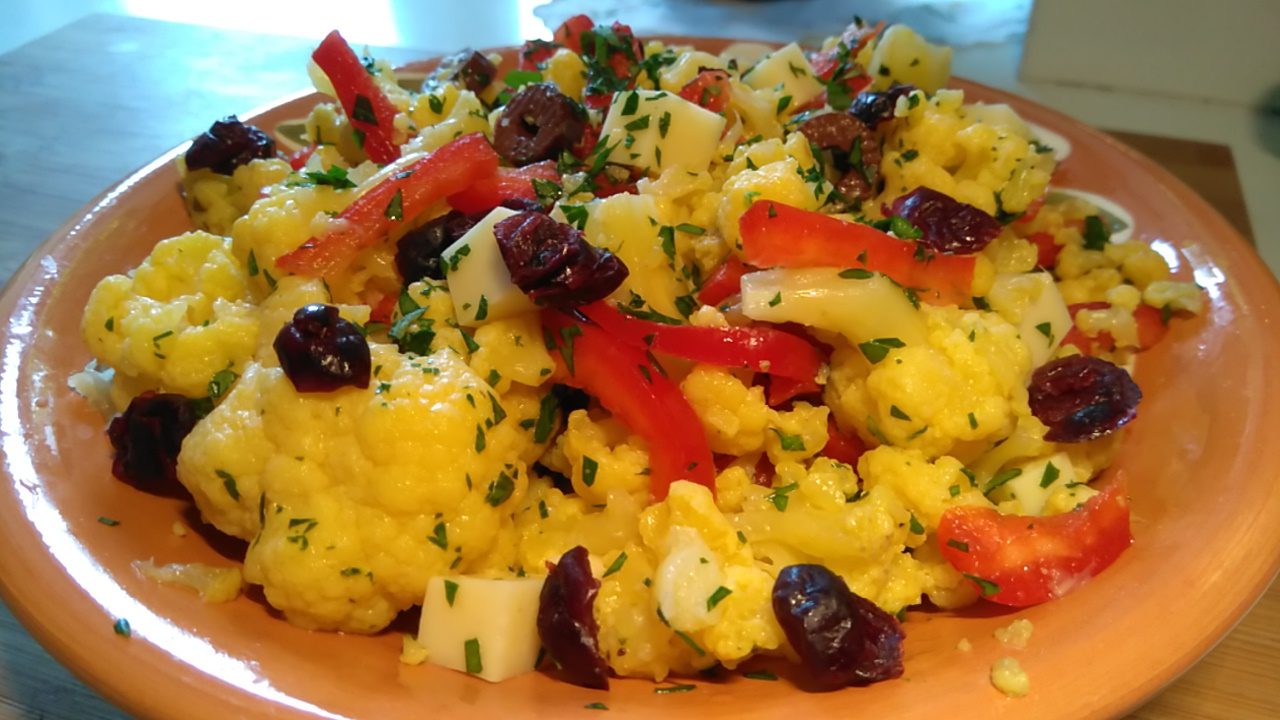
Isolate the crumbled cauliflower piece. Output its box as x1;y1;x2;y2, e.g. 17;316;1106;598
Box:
991;656;1030;697
132;558;243;602
177;345;537;632
994;618;1034;650
81;231;258;402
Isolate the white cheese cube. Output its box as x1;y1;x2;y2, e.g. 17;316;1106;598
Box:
600;90;726;174
741;268;928;347
987;271;1071;369
418;575;546;683
741;42;825;108
440;206;536;326
991;452;1080;516
867;24;952;94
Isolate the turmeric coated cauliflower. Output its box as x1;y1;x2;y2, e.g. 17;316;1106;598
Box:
176;344;540;632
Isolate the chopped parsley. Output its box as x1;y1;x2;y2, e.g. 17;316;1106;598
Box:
1035;321;1054;344
890;405;912;422
983;468;1023;495
908;513;925;535
857;337;906;364
706;586;732;610
428;521;448;550
484;472;515;506
581;456;599;487
444;579;459;606
384;189;404;221
767;482;799;511
215;469;240;501
1040;461;1061;488
839;268;875;280
112;618;131;637
964;573;1001;597
1083;215;1111;250
744;670;778;681
97;516;120;527
655;683;697;694
771;428;805;452
602;551;628;578
303;165;357;189
464;638;483;674
768;292;782;307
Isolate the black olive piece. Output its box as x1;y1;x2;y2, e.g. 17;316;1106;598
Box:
492;83;586;166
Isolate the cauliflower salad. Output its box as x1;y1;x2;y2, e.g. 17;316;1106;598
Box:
77;15;1203;694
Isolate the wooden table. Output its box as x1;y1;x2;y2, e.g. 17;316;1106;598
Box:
0;13;1275;719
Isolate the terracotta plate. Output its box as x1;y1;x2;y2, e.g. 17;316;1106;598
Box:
2;38;1279;720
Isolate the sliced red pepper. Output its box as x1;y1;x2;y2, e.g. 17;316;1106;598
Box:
446;160;559;214
579;302;823;384
697;256;749;306
739;200;976;306
1132;304;1168;350
553;14;595;53
311;30;401;165
1016;195;1046;225
542;310;715;500
679;70;732;114
1027;231;1061;270
766;375;821;407
810;20;885;80
519;39;561;71
275;132;499;277
571;123;601;160
288;144;318;171
821;419;866;466
937;475;1132;607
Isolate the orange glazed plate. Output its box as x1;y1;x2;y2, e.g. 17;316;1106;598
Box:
1;39;1278;720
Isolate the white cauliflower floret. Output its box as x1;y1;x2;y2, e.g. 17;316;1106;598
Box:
81;231;258;404
177;344;537;633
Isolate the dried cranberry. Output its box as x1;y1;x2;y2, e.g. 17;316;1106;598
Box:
537;546;609;689
891;187;1002;255
273;304;371;392
848;84;917;128
493;84;587;166
397;200;549;283
184;116;276;176
446;50;497;94
495;211;627;307
772;564;904;690
1029;355;1142;442
107;392;200;494
797;113;871;155
395;211;477;282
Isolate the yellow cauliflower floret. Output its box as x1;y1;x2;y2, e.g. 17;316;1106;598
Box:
543;48;588;101
229;184;354;295
681;365;769;455
587;193;690;320
181;158;292;236
1105;241;1171;289
408;89;492;154
764;402;829;465
558;410;652;505
176;344;536;633
826;305;1031;459
720;138;827;251
1143;280;1204;314
858;446;990;528
82;231;258;403
469;313;555;392
304;102;368;165
874;89;1054;216
513;482;644;572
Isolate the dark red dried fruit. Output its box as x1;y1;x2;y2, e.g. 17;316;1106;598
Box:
537;545;609;689
891;186;1002;255
835;169;873;203
107;391;200;493
797;113;869;155
495;211;628;307
446;50;497;94
772;564;904;690
1029;355;1142;442
493;84;587;166
848;84;917;128
397;199;549;283
184;116;276;176
395;211;477;282
273;304;371;392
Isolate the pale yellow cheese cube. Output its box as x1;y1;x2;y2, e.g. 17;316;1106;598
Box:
441;206;536;326
741;42;824;107
600;90;726;173
418;575;546;683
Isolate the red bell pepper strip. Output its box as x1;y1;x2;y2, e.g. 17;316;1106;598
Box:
937;474;1132;607
578;302;823;385
697;256;749;306
810;20;884;80
288;144;318;171
311;30;402;165
739;200;977;306
1015;195;1046;225
1026;231;1061;270
275;132;499;277
821;419;866;466
679;70;732;114
553;14;595;53
446;160;559;215
542;310;715;500
766;375;821;407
